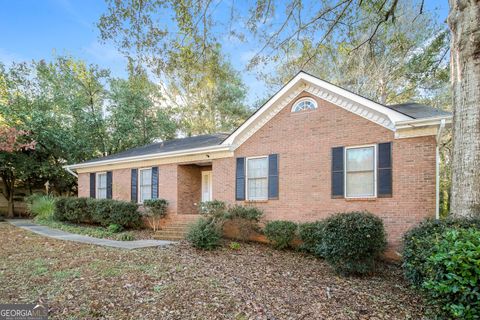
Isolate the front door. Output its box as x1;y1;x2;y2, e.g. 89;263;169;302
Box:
201;171;212;202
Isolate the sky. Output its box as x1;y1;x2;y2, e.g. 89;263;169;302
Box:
0;0;449;106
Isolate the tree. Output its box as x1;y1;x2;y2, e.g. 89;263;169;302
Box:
0;126;36;217
448;0;480;217
265;2;450;107
108;62;177;153
98;2;251;135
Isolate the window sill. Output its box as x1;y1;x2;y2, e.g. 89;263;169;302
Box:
243;200;269;203
344;197;377;201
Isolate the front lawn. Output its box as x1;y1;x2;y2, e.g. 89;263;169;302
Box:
0;222;425;319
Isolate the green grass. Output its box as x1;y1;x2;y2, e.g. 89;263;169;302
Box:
35;218;116;239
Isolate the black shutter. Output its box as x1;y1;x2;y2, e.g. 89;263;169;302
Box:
151;167;159;199
106;171;113;199
89;173;96;198
235;157;246;200
331;147;344;198
268;154;279;199
378;142;392;197
131;169;138;203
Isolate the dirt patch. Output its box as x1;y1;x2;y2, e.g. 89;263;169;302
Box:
0;222;424;319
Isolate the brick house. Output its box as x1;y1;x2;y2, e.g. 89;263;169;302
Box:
65;72;452;250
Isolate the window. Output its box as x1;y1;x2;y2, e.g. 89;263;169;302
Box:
246;157;268;200
96;172;107;199
291;97;317;112
139;168;152;203
345;146;376;197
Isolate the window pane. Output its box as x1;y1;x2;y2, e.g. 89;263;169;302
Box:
247;158;268;178
141;169;152;186
247;178;268;200
347;147;374;171
346;172;374;197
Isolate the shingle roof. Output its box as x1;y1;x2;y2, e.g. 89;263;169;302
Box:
387;103;451;119
81;133;229;164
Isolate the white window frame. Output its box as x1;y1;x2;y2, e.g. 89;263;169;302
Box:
138;167;153;204
291;97;318;113
96;172;107;199
344;144;377;199
245;156;269;201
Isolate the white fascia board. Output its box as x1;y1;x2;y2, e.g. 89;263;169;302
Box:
300;73;411;123
395;115;452;130
64;145;231;170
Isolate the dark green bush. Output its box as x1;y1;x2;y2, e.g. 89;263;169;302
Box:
54;197;90;223
264;220;297;250
319;211;387;275
422;228;480;319
186;218;222;250
298;221;325;255
402;217;480;287
225;205;263;221
53;197;140;229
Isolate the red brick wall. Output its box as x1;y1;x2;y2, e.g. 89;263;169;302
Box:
177;165;202;214
212;92;436;249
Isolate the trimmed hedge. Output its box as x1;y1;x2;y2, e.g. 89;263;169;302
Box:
264;220;297;250
402;217;480;287
143;199;168;218
54;197;141;228
319;211;387;275
422;228;480;319
298;221;325;255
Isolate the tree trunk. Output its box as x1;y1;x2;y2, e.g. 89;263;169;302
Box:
7;190;14;218
448;0;480;217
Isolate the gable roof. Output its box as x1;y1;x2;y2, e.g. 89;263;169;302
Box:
65;71;452;170
223;71;443;148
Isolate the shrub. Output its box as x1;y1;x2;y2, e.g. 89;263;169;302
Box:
54;197;90;223
402;217;480;287
319;211;386;275
186;218;222;250
26;195;56;220
117;232;135;241
143;199;168;231
53;197;140;229
107;224;123;233
298;221;324;255
264;220;297;250
422;228;480;319
225;205;263;221
224;205;264;242
198;200;227;221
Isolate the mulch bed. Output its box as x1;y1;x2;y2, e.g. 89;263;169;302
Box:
0;222;425;319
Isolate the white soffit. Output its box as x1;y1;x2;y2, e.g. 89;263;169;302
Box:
223;72;412;150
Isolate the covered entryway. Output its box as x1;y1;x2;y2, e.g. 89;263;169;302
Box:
177;162;212;214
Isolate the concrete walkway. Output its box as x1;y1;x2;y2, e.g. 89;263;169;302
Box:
7;219;175;250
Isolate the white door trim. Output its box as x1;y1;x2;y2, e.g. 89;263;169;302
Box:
201;171;213;202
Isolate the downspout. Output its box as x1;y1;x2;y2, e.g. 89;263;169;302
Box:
435;119;446;220
64;166;78;178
